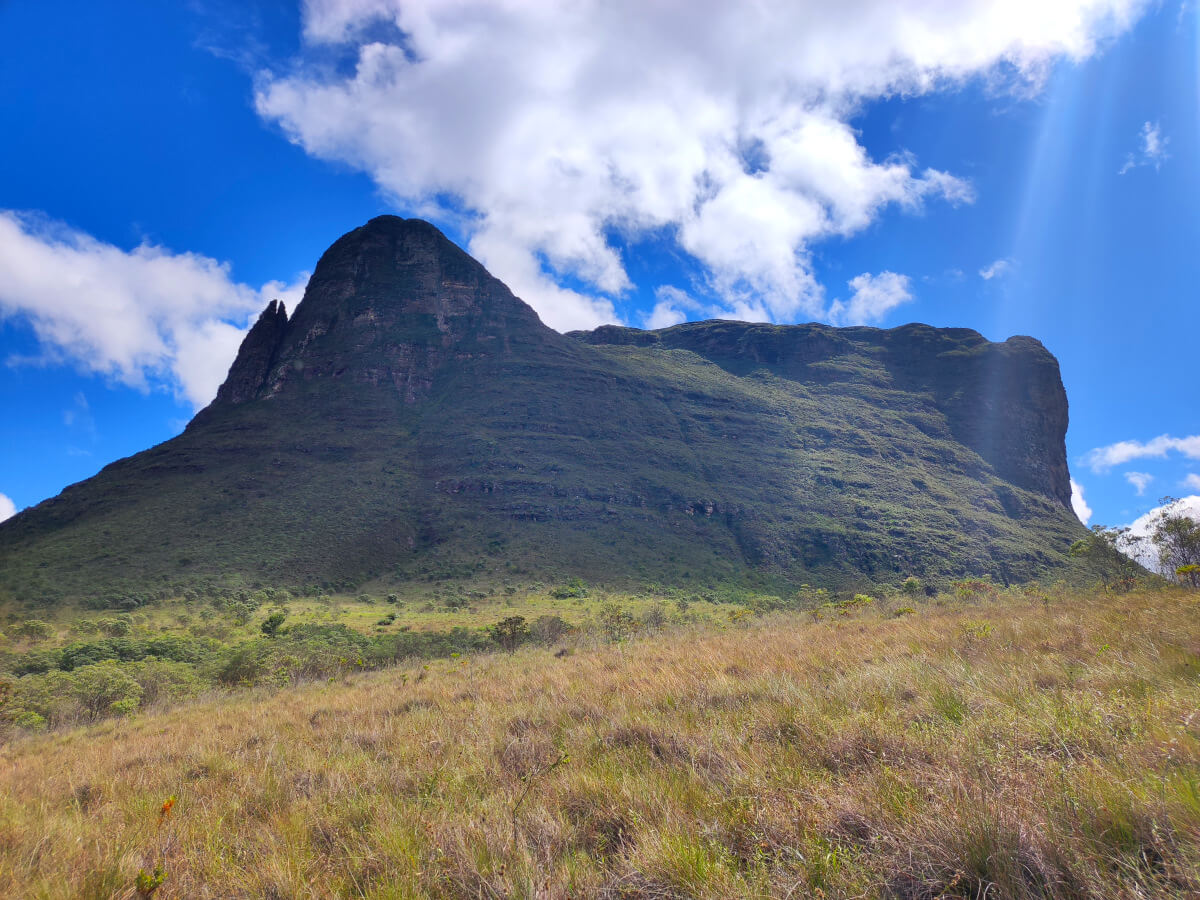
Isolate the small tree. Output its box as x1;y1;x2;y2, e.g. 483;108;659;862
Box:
261;610;288;637
901;576;922;596
489;616;530;653
1069;525;1142;591
1149;499;1200;580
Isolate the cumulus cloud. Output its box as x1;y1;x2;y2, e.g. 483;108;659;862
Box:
256;0;1144;330
1118;120;1169;174
0;493;16;523
979;258;1013;280
1124;471;1153;495
1083;434;1200;472
645;286;701;330
0;212;308;410
1070;477;1093;525
828;272;914;326
1183;473;1200;491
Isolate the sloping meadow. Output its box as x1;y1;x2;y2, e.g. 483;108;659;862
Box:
0;587;1197;898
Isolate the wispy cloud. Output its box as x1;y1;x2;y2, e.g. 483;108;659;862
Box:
1119;120;1169;174
1070;478;1093;526
255;0;1145;330
979;258;1013;280
1124;471;1153;495
1183;473;1200;491
1083;434;1200;472
0;211;308;410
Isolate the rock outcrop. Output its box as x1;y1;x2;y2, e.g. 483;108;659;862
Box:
213;299;288;406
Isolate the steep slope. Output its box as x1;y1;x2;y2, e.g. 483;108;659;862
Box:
0;216;1088;602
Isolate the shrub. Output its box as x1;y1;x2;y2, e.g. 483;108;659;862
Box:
71;661;144;720
901;576;922;596
489;616;530;653
550;577;588;599
260;610;288;637
12;620;54;642
598;604;638;642
530;614;572;645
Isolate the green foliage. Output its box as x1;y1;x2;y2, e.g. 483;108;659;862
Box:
952;578;998;601
489;615;531;653
1148;499;1200;581
599;603;638;642
70;660;143;720
10;621;53;641
134;864;167;896
549;577;588;599
260;610;288;636
1177;564;1200;588
1069;526;1142;590
901;576;922;596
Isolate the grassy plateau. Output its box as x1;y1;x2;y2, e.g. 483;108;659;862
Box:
1;583;1197;898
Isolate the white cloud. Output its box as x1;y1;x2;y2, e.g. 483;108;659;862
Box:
1118;120;1169;174
256;0;1145;330
1120;495;1200;572
1124;471;1153;495
979;258;1013;279
0;493;16;523
645;286;698;330
1083;434;1200;472
0;212;308;410
828;271;913;326
1070;477;1093;525
1183;473;1200;491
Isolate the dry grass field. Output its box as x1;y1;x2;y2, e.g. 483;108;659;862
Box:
1;587;1197;898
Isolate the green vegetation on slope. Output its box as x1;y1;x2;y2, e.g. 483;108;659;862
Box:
0;584;1196;897
0;218;1092;604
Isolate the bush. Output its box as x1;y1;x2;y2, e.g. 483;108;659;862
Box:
261;610;287;637
550;577;588;599
530;614;572;645
489;616;530;653
12;621;54;642
72;661;143;720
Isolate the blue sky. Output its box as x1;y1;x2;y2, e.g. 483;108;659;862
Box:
0;0;1197;531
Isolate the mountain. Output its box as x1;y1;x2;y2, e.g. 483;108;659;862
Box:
0;216;1088;603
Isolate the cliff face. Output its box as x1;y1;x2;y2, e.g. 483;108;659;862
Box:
572;321;1071;510
0;217;1088;600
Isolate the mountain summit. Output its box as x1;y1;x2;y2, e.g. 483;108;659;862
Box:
0;218;1087;601
206;216;559;412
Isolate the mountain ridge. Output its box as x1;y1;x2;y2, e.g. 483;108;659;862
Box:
0;216;1088;603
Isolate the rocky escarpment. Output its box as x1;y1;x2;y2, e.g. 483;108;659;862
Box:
0;217;1090;600
570;321;1072;509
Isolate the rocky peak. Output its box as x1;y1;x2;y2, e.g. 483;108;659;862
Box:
213;299;288;406
205;217;561;412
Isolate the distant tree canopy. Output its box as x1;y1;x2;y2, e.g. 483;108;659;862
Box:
1148;498;1200;582
1069;526;1142;590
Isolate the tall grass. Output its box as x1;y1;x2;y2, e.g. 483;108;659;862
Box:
0;587;1197;898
